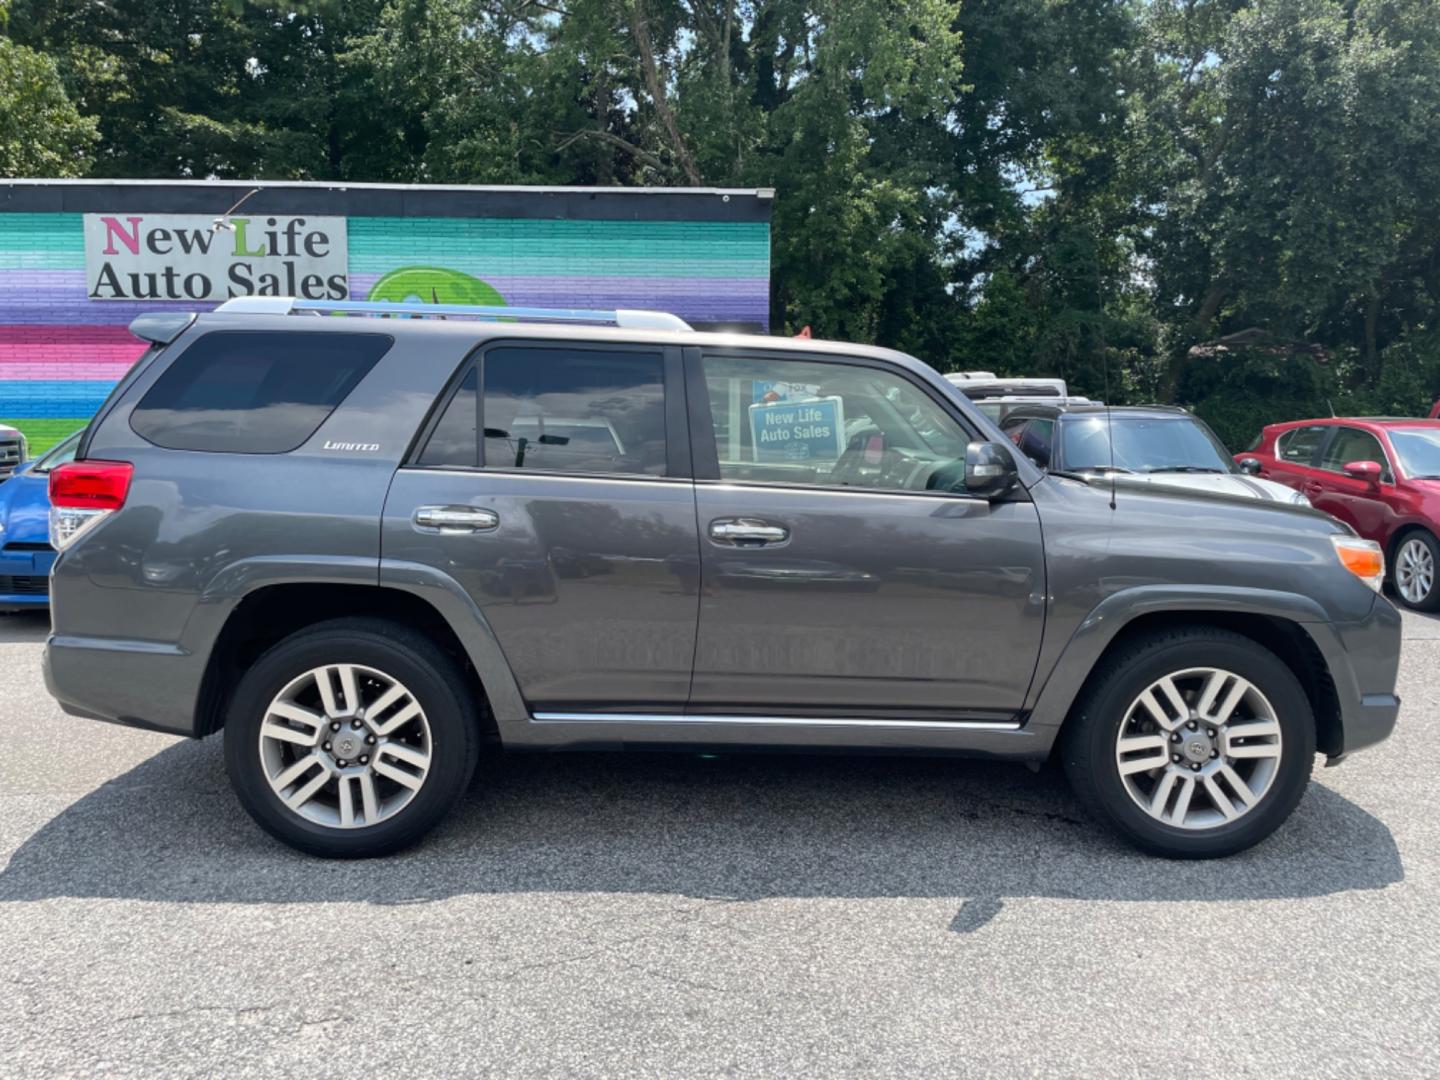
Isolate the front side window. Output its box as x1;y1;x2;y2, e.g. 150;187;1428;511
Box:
1018;418;1055;468
701;353;973;493
481;346;667;476
1277;425;1330;465
1319;427;1392;481
131;331;392;454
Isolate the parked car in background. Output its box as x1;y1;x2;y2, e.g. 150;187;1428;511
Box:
0;423;27;481
1238;418;1440;610
1001;404;1312;506
0;431;80;612
943;371;1100;426
1429;398;1439;420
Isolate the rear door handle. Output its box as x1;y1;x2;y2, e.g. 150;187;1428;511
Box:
413;505;500;533
709;518;790;546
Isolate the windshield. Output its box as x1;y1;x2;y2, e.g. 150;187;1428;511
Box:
1059;415;1235;474
31;432;82;475
975;402;1006;422
1388;428;1440;478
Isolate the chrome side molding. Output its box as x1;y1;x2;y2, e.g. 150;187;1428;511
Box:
531;712;1021;731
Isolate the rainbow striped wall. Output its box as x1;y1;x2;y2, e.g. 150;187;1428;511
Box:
0;182;772;453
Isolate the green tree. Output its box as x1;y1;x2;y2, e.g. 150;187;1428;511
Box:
0;35;97;176
9;0;394;178
1133;0;1440;416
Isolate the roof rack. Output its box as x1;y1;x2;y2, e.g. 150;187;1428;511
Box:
213;296;693;331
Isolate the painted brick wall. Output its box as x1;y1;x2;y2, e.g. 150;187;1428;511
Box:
0;202;771;453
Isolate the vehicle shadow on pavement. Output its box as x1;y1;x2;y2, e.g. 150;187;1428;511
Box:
0;739;1402;927
0;612;49;644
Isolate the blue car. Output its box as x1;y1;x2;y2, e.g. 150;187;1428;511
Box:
0;431;80;612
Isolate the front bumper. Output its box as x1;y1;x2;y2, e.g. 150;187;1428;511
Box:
1309;594;1404;761
0;546;53;610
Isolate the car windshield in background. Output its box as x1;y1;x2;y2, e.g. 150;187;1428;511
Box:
31;433;82;475
1389;428;1440;478
1060;415;1234;474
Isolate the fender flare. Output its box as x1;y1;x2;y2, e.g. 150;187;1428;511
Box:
377;558;530;729
1023;584;1336;750
189;555;529;738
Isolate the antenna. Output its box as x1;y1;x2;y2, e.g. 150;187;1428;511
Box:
210;187;262;233
1103;348;1117;510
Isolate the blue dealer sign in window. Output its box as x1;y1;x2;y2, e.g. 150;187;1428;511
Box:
748;396;846;463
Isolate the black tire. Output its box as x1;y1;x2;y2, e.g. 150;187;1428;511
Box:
1390;529;1440;612
223;617;481;858
1060;627;1315;859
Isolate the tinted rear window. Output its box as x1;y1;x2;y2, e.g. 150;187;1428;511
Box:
481;346;667;475
130;331;392;453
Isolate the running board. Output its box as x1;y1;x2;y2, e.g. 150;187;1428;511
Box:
532;712;1021;731
507;711;1045;758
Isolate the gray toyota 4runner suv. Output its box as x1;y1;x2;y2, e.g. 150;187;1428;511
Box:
44;298;1402;859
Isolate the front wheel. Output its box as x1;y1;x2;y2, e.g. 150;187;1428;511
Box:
1060;628;1315;858
223;618;480;858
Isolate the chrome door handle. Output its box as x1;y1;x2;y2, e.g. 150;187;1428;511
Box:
413;505;500;533
709;519;790;546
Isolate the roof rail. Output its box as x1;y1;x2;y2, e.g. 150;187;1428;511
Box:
212;296;693;331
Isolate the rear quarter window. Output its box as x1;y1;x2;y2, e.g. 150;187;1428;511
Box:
130;331;392;454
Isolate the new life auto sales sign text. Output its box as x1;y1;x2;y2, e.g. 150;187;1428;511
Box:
83;214;349;301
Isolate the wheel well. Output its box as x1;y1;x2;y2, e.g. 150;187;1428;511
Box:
1068;611;1343;757
1388;524;1434;564
196;583;495;739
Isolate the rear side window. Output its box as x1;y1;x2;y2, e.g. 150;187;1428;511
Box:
479;346;667;476
1276;425;1329;465
131;331;392;454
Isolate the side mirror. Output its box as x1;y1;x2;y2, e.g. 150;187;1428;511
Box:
1237;457;1262;475
1343;460;1382;484
964;440;1019;499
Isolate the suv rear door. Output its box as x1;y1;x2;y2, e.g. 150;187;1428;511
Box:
1259;423;1332;493
382;341;700;713
684;347;1045;720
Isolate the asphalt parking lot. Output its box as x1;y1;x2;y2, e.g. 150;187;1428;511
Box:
2;610;1438;1078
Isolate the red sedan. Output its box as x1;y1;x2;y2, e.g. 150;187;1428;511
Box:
1238;418;1440;610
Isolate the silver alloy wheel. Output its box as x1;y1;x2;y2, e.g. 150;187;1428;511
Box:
1396;537;1435;605
1114;667;1282;831
258;663;432;829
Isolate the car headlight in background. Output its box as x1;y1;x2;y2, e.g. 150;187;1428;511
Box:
1331;535;1385;593
18;434;27;461
1288;489;1312;507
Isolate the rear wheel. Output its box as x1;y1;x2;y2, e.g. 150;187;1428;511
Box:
1392;531;1439;611
223;618;480;857
1061;627;1314;858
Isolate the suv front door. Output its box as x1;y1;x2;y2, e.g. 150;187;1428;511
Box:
685;348;1045;720
1308;425;1400;544
383;341;700;713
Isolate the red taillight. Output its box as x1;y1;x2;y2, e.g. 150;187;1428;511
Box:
49;461;133;511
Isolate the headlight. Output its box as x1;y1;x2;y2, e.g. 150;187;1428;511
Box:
1331;536;1385;593
1288;489;1312;507
17;434;27;461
